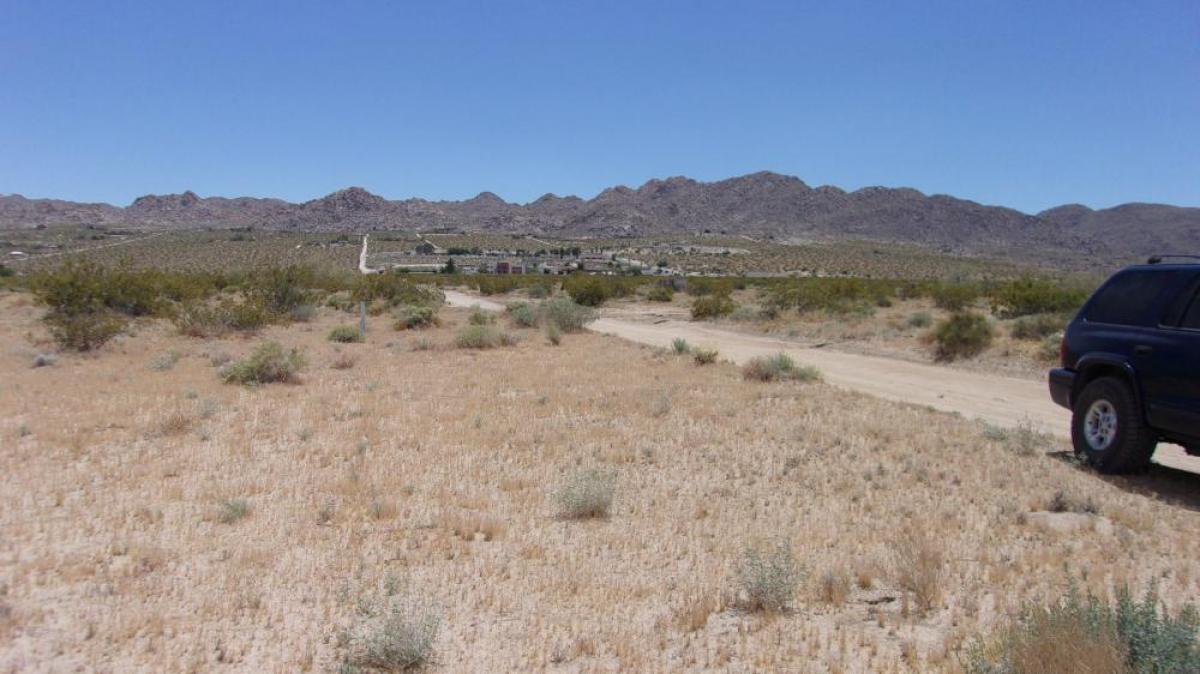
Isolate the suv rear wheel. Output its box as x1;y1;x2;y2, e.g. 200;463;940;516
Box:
1071;377;1156;474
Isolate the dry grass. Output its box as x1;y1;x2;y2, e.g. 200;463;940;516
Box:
0;292;1198;672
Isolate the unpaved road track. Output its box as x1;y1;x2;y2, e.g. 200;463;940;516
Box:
444;290;1198;473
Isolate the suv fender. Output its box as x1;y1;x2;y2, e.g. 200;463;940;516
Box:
1072;354;1147;422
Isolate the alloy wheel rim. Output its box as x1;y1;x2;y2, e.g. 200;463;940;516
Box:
1084;400;1118;451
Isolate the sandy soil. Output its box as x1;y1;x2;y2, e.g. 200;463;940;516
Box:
445;291;1198;475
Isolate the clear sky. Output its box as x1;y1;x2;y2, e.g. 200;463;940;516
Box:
2;0;1197;213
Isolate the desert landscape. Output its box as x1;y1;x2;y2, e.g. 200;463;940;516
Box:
2;263;1198;672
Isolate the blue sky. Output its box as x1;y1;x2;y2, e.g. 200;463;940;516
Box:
1;0;1197;212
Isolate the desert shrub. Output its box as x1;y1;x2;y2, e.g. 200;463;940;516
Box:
467;306;495;325
990;277;1088;319
45;309;125;351
965;582;1199;674
455;325;516;349
393;304;439;330
539;297;595;333
563;275;613;306
693;348;719;365
353;272;443;307
742;353;820;383
765;277;895;315
328;325;363;343
933;312;994;361
691;294;736;320
326;291;354;312
0;264;13;278
220;342;305;385
350;597;440;672
672;338;691;355
506;302;539;328
173;297;271;337
218;499;251;524
646;284;675;302
736;542;799;613
544;323;562;345
556;469;616;520
686;277;735;297
1038;333;1063;362
907;312;933;328
149;350;181;371
245;265;316;315
32;353;57;368
930;282;980;311
471;274;523;296
525;282;552;299
891;527;944;615
1046;489;1100;515
817;568;852;606
1011;313;1064;341
289;303;317;322
411;337;434;351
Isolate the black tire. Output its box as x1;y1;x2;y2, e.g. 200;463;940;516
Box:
1071;377;1156;474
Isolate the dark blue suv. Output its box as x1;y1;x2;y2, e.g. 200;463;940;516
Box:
1049;257;1200;474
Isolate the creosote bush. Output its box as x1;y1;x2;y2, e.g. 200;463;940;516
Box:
693;347;719;365
328;325;364;343
556;469;616;520
539;297;595;333
544;323;562;346
1011;313;1064;341
907;311;933;328
691;294;736;320
933;312;994;361
742;353;820;383
965;582;1199;674
393;304;439;330
455;325;516;349
672;338;691;355
506;301;539;328
220;342;305;385
735;542;799;613
218;499;250;524
646;284;675;302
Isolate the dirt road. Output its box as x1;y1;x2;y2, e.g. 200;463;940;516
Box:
444;289;1198;472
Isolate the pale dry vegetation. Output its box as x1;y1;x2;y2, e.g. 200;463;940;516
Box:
1;292;1198;672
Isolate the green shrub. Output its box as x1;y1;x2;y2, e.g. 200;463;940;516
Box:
220;342;305;385
990;277;1087;319
907;312;933;328
289;303;317;322
0;264;13;278
539;297;595;333
455;325;516;349
246;265;316;314
45;309;125;351
564;275;613;306
544;323;562;346
646;284;675;302
742;353;821;383
672;338;691;355
693;348;719;365
353;272;443;307
468;306;495;325
965;582;1198;674
933;312;994;361
393;304;438;330
218;498;251;524
556;469;616;519
506;302;539;328
736;542;799;613
328;325;363;343
1011;314;1064;341
691;295;736;320
930;282;980;311
325;291;354;312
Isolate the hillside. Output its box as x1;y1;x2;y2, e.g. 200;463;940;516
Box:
3;172;1198;264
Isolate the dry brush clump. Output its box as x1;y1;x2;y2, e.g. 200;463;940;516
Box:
555;469;616;520
455;324;518;349
742;353;820;383
890;526;945;616
328;325;364;343
734;541;799;613
220;342;305;385
347;596;441;672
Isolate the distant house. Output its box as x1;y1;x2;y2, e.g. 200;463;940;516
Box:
495;261;511;274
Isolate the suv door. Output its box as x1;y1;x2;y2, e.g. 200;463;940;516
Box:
1148;286;1200;439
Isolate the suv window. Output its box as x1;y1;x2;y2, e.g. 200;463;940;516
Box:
1084;270;1188;327
1182;293;1200;329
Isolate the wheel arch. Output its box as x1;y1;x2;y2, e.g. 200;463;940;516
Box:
1073;355;1146;421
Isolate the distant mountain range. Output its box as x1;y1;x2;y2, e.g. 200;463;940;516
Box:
3;171;1197;265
